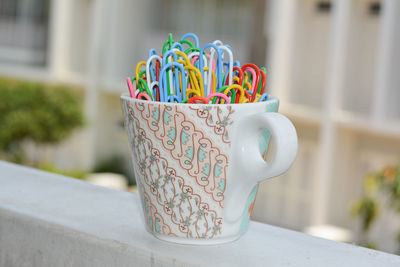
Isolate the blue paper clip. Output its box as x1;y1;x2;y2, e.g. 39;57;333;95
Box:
167;94;180;103
258;93;269;102
161;51;179;101
147;49;160;84
148;48;158;58
170;42;184;51
159;62;187;102
180;33;200;48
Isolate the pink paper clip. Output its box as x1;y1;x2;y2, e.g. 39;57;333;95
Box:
206;92;231;104
137;92;152;101
126;77;136;98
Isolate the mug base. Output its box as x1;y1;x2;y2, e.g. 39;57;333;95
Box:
151;232;243;245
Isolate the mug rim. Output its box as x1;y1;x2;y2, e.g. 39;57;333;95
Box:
120;92;279;107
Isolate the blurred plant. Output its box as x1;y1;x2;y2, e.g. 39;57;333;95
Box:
38;162;87;179
0;76;84;163
352;164;400;254
93;155;136;186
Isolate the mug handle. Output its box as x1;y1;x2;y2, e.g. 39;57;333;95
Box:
238;112;298;180
225;112;298;222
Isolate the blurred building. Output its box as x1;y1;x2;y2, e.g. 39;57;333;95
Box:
0;0;399;253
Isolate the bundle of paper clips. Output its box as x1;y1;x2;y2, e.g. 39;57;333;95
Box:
126;33;269;104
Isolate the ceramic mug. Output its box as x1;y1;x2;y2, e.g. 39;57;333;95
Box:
121;93;297;244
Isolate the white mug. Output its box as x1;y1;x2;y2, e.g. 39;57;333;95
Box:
121;93;297;244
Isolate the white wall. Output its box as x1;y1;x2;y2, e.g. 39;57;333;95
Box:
254;0;400;254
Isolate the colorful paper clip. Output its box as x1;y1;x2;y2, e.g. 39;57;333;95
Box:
126;33;269;104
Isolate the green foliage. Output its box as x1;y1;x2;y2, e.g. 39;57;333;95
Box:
0;77;84;161
93;155;136;186
351;196;378;232
352;164;400;253
38;162;87;179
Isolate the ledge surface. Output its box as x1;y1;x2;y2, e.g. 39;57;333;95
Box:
1;161;399;267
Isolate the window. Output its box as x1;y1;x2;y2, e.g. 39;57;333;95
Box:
0;0;50;66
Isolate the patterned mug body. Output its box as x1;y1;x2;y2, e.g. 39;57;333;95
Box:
121;93;297;244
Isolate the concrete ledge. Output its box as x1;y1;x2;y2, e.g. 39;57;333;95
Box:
1;161;399;267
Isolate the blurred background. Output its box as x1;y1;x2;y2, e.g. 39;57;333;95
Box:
0;0;399;254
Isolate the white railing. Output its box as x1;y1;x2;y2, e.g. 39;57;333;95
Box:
1;160;399;267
